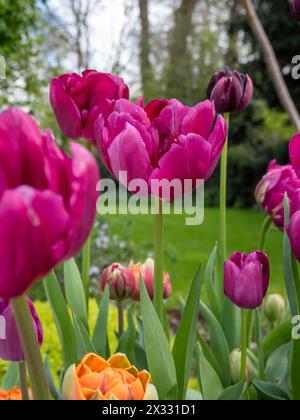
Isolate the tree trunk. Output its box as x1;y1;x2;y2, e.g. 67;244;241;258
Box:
138;0;154;100
166;0;198;103
244;0;300;130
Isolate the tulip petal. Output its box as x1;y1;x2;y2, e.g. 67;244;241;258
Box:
108;353;132;369
143;384;159;400
290;133;300;178
181;100;215;138
63;364;86;400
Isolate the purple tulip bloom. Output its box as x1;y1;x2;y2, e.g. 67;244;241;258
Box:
224;251;270;310
95;98;227;200
0;299;43;362
290;0;300;21
207;67;253;114
50;70;129;141
0;108;99;299
255;160;300;229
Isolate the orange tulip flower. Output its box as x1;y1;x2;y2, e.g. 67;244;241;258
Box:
0;387;22;400
63;353;159;400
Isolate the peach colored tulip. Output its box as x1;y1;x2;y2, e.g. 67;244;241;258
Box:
63;353;158;401
0;387;22;400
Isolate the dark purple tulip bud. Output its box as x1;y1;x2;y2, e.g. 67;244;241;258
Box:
207;67;253;114
255;160;300;229
224;251;270;310
0;298;43;362
100;263;135;300
290;0;300;21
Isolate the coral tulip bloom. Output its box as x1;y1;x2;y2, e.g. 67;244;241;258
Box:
63;353;158;400
0;108;99;299
50;70;129;141
0;387;22;401
129;258;171;301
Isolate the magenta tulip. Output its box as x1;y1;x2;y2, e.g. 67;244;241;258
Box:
0;108;99;299
95;98;227;200
50;70;129;141
286;190;300;262
0;298;43;362
100;263;135;300
224;251;270;310
207;67;253;114
255;160;300;228
290;0;300;21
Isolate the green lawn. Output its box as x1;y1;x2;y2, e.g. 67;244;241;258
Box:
106;208;284;304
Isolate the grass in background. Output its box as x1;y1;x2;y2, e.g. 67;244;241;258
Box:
107;208;284;304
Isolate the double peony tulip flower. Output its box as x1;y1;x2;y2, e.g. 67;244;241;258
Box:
129;258;172;301
255;160;300;228
95;98;227;200
100;263;135;300
207;67;253;114
0;387;22;401
224;251;270;310
50;70;129;141
0;299;43;361
63;353;158;400
0;108;99;298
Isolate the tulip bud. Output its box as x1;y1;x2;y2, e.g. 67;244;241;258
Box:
129;258;172;301
255;160;300;229
230;349;253;384
207;67;253;114
0;299;43;362
224;251;270;310
100;263;135;300
290;0;300;21
264;294;286;324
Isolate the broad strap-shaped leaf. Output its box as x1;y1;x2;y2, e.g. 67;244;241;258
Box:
45;357;61;400
1;363;19;390
196;346;224;401
205;245;222;319
44;271;77;369
221;297;241;351
200;301;231;387
64;258;89;331
217;381;246;401
263;320;292;360
290;338;300;400
283;196;300;317
253;380;290;401
117;307;137;364
73;315;96;360
173;264;202;400
265;344;290;394
92;285;110;358
140;279;177;400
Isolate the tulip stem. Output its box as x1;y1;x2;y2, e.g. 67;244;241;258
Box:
19;362;29;401
240;309;248;381
258;216;272;251
82;233;92;305
11;296;49;400
220;113;230;264
117;300;124;337
154;198;164;324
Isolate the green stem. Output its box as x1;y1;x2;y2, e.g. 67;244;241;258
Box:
220;113;230;263
258;216;272;251
240;309;248;381
117;300;124;337
82;233;92;303
19;362;29;401
154;199;164;323
11;296;49;400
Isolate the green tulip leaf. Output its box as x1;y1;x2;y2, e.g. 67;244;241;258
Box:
92;285;110;358
44;271;77;369
173;264;202;400
263;320;292;360
197;346;224;401
265;343;290;394
290;338;300;400
217;381;246;401
140;278;177;400
1;363;19;391
253;380;290;401
205;245;222;319
73;314;96;360
117;307;137;365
